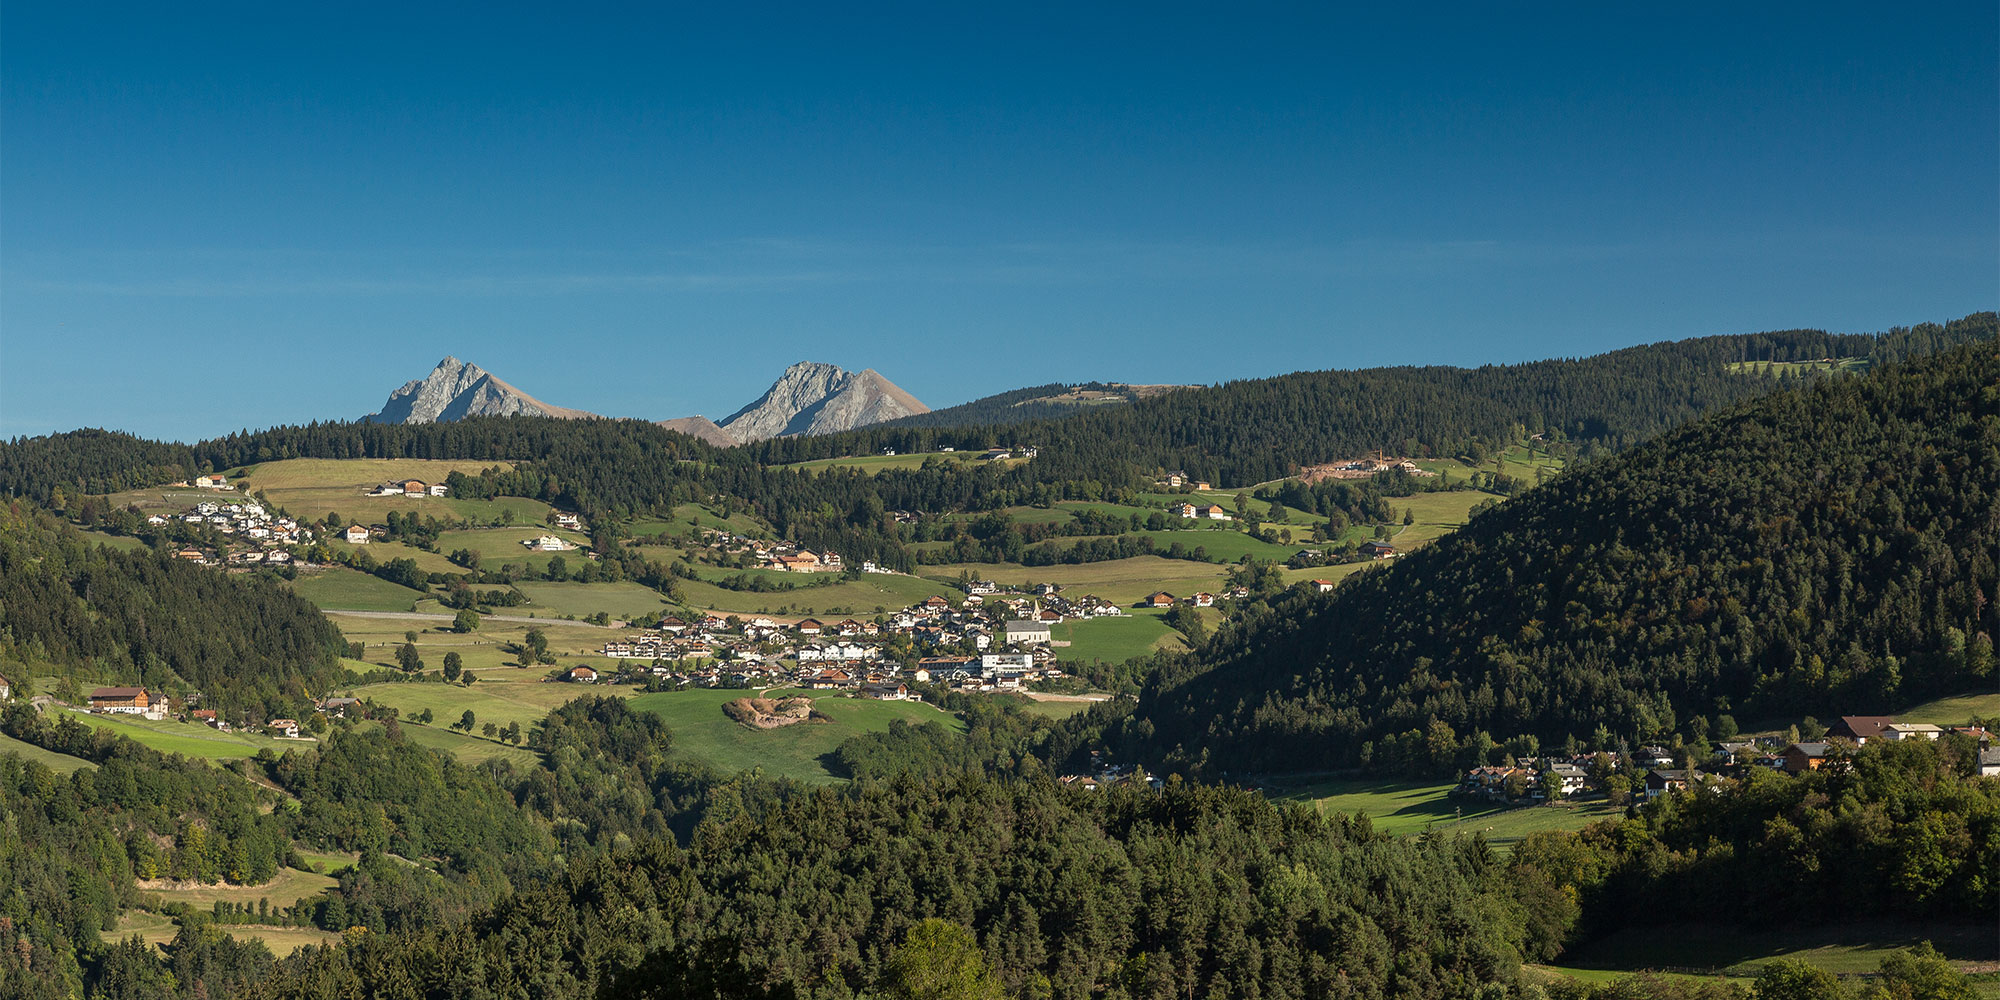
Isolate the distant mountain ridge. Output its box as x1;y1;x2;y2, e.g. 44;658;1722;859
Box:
654;415;738;447
714;362;928;441
359;356;927;442
365;357;597;424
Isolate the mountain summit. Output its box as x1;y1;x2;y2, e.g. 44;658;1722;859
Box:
716;362;928;441
365;357;596;424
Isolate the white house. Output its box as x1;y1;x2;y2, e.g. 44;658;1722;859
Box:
344;525;372;544
1001;620;1052;645
525;534;575;552
981;653;1034;676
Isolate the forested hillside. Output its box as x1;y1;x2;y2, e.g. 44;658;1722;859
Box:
757;315;1994;487
249;777;1531;1000
1098;342;2000;774
0;505;349;718
1509;735;1998;948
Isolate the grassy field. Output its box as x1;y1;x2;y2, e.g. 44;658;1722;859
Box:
0;730;97;773
71;712;304;760
111;909;343;956
331;614;613;673
350;673;619;735
1898;691;1999;726
80;529;151;552
1557;921;1995;979
513;580;674;619
1276;560;1381;589
140;867;338;910
221;926;346;956
289;566;426;612
1272;777;1622;850
391;720;544;769
676;571;955;616
629;688;964;783
292;565;429;612
1041;528;1303;564
434;526;592;573
784;452;1012;475
295;850;359;875
924;557;1229;606
1387;490;1498;548
1726;357;1870;378
1051;610;1186;665
1014;696;1105;720
326;538;460;574
226;457;549;525
666;503;775;537
110;909;180;949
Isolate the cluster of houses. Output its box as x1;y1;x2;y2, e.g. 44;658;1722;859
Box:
575;582;1135;694
687;530;855;574
1770;715;1996;775
1299;457;1436;483
1137;587;1250;609
167;474;236;490
1159;471;1214;490
152;500;311;566
366;478;451;498
1167;502;1232;521
1458;714;1999;805
72;684;353;739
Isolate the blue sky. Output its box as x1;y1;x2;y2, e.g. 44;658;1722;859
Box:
4;3;1994;441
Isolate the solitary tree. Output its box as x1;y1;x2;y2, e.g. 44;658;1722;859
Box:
396;642;423;673
456;710;476;732
519;628;549;666
442;651;463;682
879;919;1004;1000
453;609;481;634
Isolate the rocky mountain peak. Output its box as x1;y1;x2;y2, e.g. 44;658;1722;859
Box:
716;361;928;441
365;357;595;424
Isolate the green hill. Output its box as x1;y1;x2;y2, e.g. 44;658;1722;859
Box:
1111;342;2000;774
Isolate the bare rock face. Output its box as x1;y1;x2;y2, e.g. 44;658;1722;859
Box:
717;362;928;441
366;357;595;424
655;415;739;447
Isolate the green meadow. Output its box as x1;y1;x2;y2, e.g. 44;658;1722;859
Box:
629;687;964;783
1051;610;1186;665
1273;777;1622;851
288;566;426;612
0;730;97;773
925;557;1229;606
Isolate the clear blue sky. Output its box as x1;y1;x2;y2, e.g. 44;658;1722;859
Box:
4;3;1994;441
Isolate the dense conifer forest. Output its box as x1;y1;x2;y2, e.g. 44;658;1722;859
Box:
1092;343;1999;774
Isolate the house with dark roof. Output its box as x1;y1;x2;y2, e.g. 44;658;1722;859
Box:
1781;742;1831;774
89;686;153;715
1827;716;1897;743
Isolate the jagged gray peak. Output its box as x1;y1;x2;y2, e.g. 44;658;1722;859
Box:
716;361;928;441
365;356;595;424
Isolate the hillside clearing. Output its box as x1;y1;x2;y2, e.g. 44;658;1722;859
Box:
629;687;963;783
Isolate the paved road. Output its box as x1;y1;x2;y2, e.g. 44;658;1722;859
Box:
323;610;618;628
